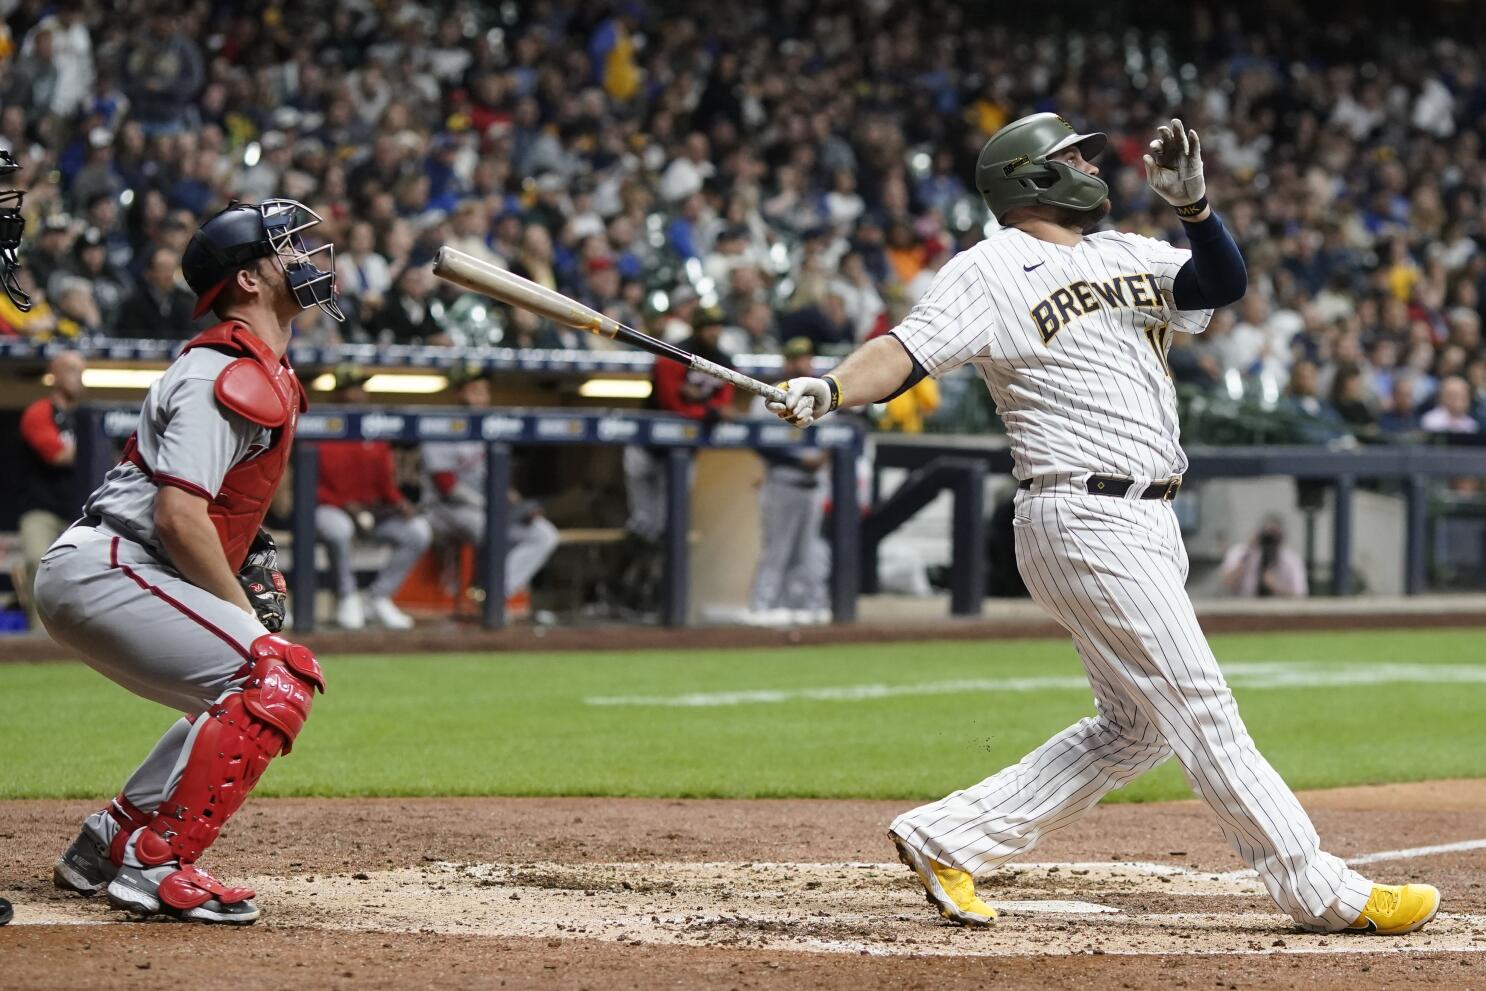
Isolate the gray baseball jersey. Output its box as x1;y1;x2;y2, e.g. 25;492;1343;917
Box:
33;345;278;824
420;440;486;506
85;348;270;556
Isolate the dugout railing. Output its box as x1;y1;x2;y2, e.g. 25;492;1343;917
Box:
0;337;806;382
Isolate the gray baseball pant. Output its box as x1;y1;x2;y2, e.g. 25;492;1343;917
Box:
749;475;826;612
315;505;433;600
32;522;268;814
424;502;559;595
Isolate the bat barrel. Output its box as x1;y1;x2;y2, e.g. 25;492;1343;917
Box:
431;245;791;405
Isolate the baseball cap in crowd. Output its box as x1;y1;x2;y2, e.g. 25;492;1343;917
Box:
446;362;489;389
332;363;369;392
41;214;72;235
272;107;303;132
73;227;105;256
783;336;814;359
691;305;725;330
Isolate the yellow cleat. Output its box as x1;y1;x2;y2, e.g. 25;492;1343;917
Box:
1345;883;1441;935
890;832;998;926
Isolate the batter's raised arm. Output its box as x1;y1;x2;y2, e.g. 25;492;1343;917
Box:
1144;117;1247;311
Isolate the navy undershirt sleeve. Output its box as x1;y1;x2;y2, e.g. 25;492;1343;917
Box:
1172;211;1247;310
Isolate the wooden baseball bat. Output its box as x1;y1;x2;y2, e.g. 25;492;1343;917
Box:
432;246;788;404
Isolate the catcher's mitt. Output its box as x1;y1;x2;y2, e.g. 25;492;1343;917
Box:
240;528;287;632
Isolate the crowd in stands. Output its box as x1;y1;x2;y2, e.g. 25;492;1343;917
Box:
3;0;1486;439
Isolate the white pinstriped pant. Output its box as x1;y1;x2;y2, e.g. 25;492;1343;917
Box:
890;487;1372;931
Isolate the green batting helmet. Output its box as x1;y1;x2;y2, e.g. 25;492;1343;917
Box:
975;113;1109;220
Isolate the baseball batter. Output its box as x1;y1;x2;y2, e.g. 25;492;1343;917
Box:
770;114;1439;936
34;199;342;924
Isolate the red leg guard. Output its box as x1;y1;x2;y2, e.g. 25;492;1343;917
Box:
105;794;151;867
136;636;324;867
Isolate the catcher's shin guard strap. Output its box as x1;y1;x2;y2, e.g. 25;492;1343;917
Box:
137;636;323;866
106;794;151;867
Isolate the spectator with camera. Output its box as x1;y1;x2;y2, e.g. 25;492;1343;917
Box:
1220;517;1309;598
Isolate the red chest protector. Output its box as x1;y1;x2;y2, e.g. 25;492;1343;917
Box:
122;322;308;570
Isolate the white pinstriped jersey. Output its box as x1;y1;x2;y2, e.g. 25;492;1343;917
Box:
891;227;1213;482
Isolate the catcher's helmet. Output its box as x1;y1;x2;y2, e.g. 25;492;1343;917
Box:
183;199;342;321
975;113;1109;221
0;150;31;312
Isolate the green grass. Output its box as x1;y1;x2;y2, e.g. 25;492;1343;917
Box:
2;628;1483;802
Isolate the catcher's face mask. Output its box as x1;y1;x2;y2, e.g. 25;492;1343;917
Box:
260;199;343;322
0;150;31;312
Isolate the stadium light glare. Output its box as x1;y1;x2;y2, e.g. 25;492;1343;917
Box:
67;368;167;389
578;378;653;400
310;373;337;391
362;374;450;394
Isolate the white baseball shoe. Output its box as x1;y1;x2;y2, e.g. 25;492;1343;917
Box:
366;595;414;630
741;608;796;627
336;594;366;630
106;833;259;925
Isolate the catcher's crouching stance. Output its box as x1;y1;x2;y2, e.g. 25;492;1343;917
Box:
34;198;342;923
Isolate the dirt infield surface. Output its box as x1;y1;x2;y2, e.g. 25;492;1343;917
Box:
3;780;1485;989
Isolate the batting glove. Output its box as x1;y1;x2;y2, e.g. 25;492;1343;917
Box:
1143;117;1205;209
767;377;833;428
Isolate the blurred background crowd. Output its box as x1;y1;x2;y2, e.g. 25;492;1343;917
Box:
3;0;1486;441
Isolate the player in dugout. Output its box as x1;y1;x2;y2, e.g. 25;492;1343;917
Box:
315;367;431;630
612;304;736;613
420;370;559;618
16;351;86;625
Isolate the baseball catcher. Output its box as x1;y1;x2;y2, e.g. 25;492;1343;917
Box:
36;199;340;924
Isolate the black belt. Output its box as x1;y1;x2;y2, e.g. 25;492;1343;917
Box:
1018;475;1183;501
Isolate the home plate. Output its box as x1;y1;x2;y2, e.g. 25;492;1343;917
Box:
998;899;1120;914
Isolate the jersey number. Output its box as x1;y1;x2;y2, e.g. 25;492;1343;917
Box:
1143;321;1173;379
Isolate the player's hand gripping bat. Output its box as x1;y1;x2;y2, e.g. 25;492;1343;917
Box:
431;247;788;404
